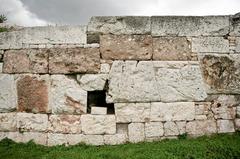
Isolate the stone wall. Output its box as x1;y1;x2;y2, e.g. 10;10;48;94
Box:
0;13;240;146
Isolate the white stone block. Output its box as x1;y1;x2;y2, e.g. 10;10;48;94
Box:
77;74;108;91
0;113;17;131
0;63;3;73
48;133;67;146
104;134;128;145
164;122;179;136
128;123;145;143
100;63;110;73
83;135;104;146
145;122;164;138
186;120;217;136
217;120;235;133
91;107;107;115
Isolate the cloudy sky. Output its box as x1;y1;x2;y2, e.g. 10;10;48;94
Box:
0;0;239;26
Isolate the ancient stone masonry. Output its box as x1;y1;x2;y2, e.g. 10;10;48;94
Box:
0;13;240;146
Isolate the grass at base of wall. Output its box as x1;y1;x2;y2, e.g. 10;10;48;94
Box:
0;132;240;159
0;27;8;32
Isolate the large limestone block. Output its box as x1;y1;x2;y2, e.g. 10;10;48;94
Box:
199;54;240;94
0;74;17;112
0;113;17;131
16;75;50;113
217;120;235;133
230;13;240;36
153;37;197;61
17;113;48;132
152;16;230;36
49;48;100;74
0;25;87;50
128;123;145;143
47;133;67;146
48;115;81;134
3;49;48;73
107;61;207;103
192;37;229;53
88;16;151;43
115;103;150;123
77;74;108;91
104;134;128;145
100;35;152;60
50;75;87;114
145;122;164;138
150;102;195;122
83;135;104;146
186;120;217;136
67;134;84;145
7;132;47;145
81;115;116;135
164;122;179;136
234;37;240;52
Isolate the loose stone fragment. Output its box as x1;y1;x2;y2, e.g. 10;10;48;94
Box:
145;122;164;138
128;123;145;143
100;35;152;60
153;37;197;61
48;115;81;134
16;75;50;113
186;120;217;136
115;103;150;123
217;120;235;133
81;115;116;135
50;75;87;115
164;122;179;136
91;107;107;115
0;74;17;113
0;113;17;131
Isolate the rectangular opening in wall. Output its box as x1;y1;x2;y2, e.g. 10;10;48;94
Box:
87;90;114;114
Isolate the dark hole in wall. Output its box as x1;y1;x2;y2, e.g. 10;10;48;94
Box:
87;90;114;114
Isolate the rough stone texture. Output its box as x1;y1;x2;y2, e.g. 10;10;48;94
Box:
235;37;240;52
0;25;87;50
235;119;240;130
7;132;47;145
176;121;186;135
199;54;240;94
49;48;100;74
104;134;128;145
231;13;240;36
16;75;50;113
0;63;3;73
108;61;207;103
145;122;164;138
150;102;195;122
88;16;151;43
0;74;17;113
0;113;17;131
192;37;229;53
91;107;107;115
67;134;84;145
116;124;128;135
152;16;229;36
83;135;104;146
77;74;107;91
100;63;110;73
50;75;87;114
128;123;145;143
115;103;150;123
153;37;197;61
164;122;179;136
47;133;67;146
217;120;235;133
100;35;152;60
48;115;81;134
17;113;48;132
3;49;48;73
186;120;217;136
237;106;240;118
81;115;116;135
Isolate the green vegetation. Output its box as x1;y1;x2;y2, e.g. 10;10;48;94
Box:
0;27;8;32
0;132;240;159
0;14;7;23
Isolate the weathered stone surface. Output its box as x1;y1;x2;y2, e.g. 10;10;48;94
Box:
199;54;240;94
7;132;47;145
164;122;179;136
104;134;128;145
128;123;145;143
48;133;67;146
217;120;235;133
100;35;152;60
81;115;116;135
0;25;87;50
195;102;211;115
0;63;3;73
152;16;229;36
48;115;81;134
150;102;195;122
88;17;151;40
192;37;229;53
100;63;110;73
67;134;84;145
116;124;128;135
176;121;186;135
16;75;50;113
145;122;164;138
17;113;48;132
49;48;100;74
107;61;207;103
230;13;240;36
235;119;240;130
235;37;240;52
83;135;104;146
91;107;107;115
0;113;17;131
0;132;7;140
3;49;48;73
50;75;87;114
0;74;17;112
186;120;217;136
77;74;107;91
237;106;240;118
153;37;197;61
115;103;150;123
